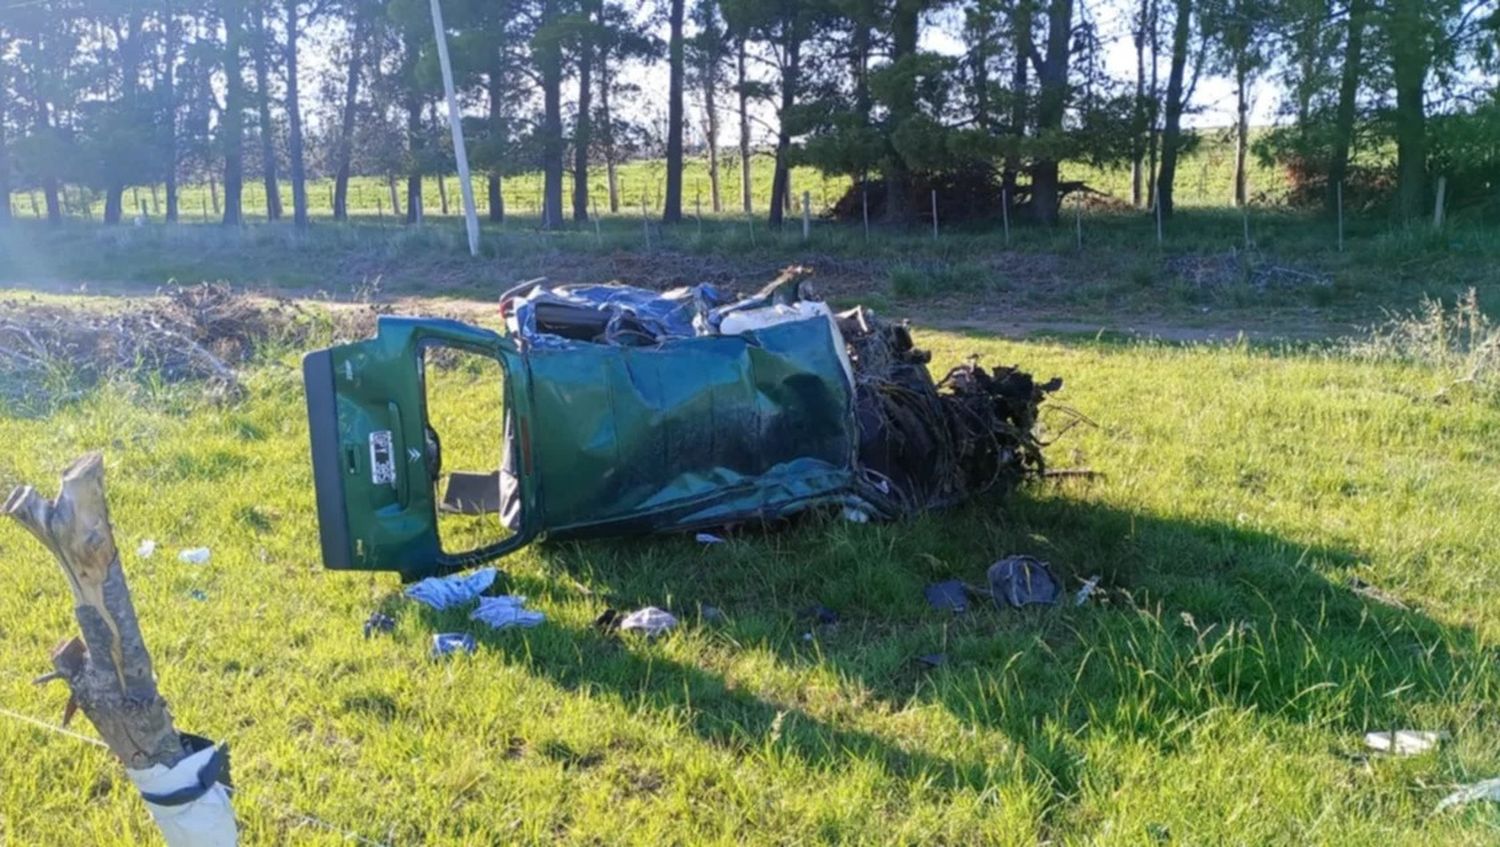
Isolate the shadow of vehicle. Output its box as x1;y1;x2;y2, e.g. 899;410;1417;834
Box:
388;485;1492;813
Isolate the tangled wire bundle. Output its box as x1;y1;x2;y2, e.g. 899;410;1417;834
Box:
839;306;1066;515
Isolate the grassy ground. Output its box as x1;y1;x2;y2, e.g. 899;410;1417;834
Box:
1;311;1498;844
3;205;1498;337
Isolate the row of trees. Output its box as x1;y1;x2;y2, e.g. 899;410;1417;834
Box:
0;0;1496;231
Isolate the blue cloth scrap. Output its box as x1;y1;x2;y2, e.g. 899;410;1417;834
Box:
470;596;546;630
405;567;498;611
923;580;970;613
431;633;476;658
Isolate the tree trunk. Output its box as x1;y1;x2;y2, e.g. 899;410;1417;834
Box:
1327;0;1367;215
388;174;401;217
597;46;620;213
5;454;237;845
662;0;685;223
486;57;506;223
252;8;281;221
437;172;448;215
1131;0;1148;208
703;54;721;212
1003;0;1031;199
332;4;369;221
1156;0;1191;218
163;0;180;222
1146;0;1160;207
105;13;146;225
768;27;799;229
1389;0;1427;222
540;0;564;229
737;37;752;214
574;2;596;222
284;0;307;228
1232;54;1249;208
222;0;245;226
405;96;423;225
488;173;504;222
884;1;920;223
1029;0;1073;225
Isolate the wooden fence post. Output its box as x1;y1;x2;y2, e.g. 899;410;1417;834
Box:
1337;181;1344;253
5;454;237;846
1002;188;1011;247
1433;176;1447;230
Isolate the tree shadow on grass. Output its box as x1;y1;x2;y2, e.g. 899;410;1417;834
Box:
393;488;1493;808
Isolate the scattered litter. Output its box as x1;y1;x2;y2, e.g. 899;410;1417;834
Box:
362;612;396;639
987;556;1061;608
917;653;947;668
699;605;726;623
1364;730;1446;756
802;632;814;642
1075;575;1101;606
800;604;840;625
188;589;208;602
842;507;871;524
619;607;678;638
404;567;498;611
695;532;726;545
178;547;211;565
1435;777;1500;813
431;633;476;658
136;539;157;558
923;580;970;614
594;608;621;633
470;596;546;630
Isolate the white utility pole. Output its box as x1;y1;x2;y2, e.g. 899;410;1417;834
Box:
429;0;480;256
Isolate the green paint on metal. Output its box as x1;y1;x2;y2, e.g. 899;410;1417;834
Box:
305;313;859;579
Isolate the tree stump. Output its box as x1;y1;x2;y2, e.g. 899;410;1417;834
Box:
6;453;237;845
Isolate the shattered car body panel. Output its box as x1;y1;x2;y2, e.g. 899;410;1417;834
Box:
304;273;1055;579
520;314;863;538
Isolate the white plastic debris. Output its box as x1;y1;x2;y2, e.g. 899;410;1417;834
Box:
124;742;238;846
178;547;211;565
137;539;157;558
1364;730;1446;756
718;300;856;388
619;607;677;638
405;567;498;611
841;507;871;524
470;595;545;630
1435;777;1500;813
695;532;726;545
1074;575;1101;606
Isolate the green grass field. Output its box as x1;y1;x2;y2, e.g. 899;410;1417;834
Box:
2;310;1498;843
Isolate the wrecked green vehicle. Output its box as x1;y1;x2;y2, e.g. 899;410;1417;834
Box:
303;272;1057;581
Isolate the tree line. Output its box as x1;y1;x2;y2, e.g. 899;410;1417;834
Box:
0;0;1495;231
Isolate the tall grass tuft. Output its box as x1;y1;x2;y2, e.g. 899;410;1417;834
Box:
1349;287;1500;399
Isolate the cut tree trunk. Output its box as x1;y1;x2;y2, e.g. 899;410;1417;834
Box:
5;453;237;845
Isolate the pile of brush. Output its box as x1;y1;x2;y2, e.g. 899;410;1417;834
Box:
0;284;298;408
